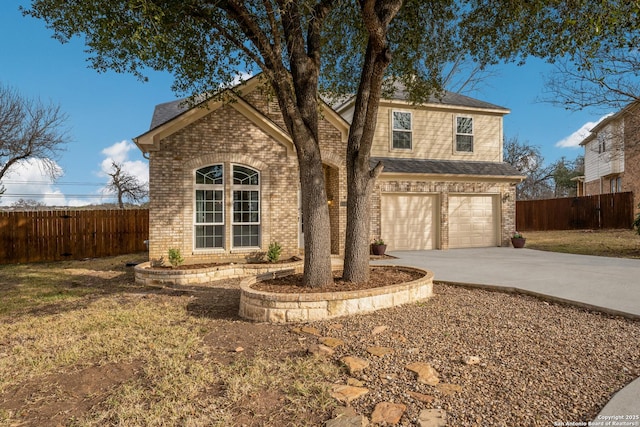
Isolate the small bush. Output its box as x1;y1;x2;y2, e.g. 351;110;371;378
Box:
634;204;640;235
267;241;282;263
168;248;184;268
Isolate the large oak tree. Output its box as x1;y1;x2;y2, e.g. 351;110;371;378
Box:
25;0;640;286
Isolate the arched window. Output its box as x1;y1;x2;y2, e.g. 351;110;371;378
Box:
193;164;261;250
232;165;260;247
194;165;224;249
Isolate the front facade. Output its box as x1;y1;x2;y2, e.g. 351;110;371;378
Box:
135;77;522;265
579;102;640;213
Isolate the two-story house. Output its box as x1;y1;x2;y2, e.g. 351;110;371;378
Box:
134;75;522;264
578;102;640;213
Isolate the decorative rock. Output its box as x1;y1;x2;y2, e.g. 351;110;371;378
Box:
347;377;364;387
331;385;369;403
325;414;369;427
371;402;406;425
341;356;370;375
372;325;388;335
307;344;335;357
406;390;435;403
436;383;462;396
405;362;440;385
301;326;322;336
320;337;345;348
463;355;481;365
366;346;394;357
418;409;447;427
333;406;357;418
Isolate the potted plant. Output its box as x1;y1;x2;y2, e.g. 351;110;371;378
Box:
371;238;387;256
511;232;526;248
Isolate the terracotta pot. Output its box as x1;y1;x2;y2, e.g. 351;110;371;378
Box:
511;237;526;248
371;244;387;255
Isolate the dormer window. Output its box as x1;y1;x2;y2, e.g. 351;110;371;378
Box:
392;111;412;150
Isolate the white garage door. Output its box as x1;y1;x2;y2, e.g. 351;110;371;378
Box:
449;195;497;248
381;194;437;251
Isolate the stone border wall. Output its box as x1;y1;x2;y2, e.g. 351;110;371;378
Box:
239;266;433;323
134;259;304;286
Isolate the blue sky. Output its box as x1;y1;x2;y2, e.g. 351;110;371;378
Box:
1;2;608;207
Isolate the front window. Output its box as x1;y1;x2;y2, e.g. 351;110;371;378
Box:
456;116;474;152
392;111;412;150
232;165;260;247
195;165;224;249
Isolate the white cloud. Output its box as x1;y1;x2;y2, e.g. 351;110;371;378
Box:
101;140;134;164
555;113;614;148
0;158;68;207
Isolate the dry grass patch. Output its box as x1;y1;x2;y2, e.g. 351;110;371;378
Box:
0;256;340;426
525;229;640;259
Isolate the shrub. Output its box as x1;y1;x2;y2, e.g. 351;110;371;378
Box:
168;248;184;268
634;204;640;235
267;241;282;263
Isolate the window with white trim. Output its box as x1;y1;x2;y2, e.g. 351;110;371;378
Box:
194;165;224;249
232;165;260;247
455;116;474;152
392;111;412;150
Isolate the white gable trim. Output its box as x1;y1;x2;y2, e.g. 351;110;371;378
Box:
133;80;294;156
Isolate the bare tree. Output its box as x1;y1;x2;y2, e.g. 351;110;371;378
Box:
105;161;148;209
543;48;640;112
503;136;554;200
0;83;69;192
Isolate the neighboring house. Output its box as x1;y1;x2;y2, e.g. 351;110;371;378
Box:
134;75;522;264
578;102;640;213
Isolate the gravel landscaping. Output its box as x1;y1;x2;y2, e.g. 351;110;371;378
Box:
311;282;640;426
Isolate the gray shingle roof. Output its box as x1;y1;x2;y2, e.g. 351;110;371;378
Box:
149;98;190;130
371;157;522;177
332;81;509;113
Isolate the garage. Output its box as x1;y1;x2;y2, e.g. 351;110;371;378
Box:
381;193;437;250
448;195;498;248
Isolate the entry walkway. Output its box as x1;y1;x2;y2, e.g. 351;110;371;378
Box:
375;247;640;416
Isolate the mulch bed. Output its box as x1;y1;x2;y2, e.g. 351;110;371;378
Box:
252;266;424;294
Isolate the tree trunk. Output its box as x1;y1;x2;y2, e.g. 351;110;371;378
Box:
342;156;376;282
297;144;334;288
342;11;395;282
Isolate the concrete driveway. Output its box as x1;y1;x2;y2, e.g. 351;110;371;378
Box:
373;247;640;318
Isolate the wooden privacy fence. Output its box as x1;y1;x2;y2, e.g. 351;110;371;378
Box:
0;209;149;264
516;192;634;231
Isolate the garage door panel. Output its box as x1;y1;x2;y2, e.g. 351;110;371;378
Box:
449;195;497;248
381;194;436;251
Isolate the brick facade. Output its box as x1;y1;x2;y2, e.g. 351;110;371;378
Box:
138;79;518;265
147;96;346;265
624;111;640;214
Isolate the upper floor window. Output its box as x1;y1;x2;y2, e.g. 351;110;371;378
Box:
392;111;412;150
456;116;474;152
598;140;606;154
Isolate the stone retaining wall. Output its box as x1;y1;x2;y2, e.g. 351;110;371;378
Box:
239;266;433;323
134;260;304;286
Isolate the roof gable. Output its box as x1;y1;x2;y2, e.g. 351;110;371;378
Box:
135;74;350;153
